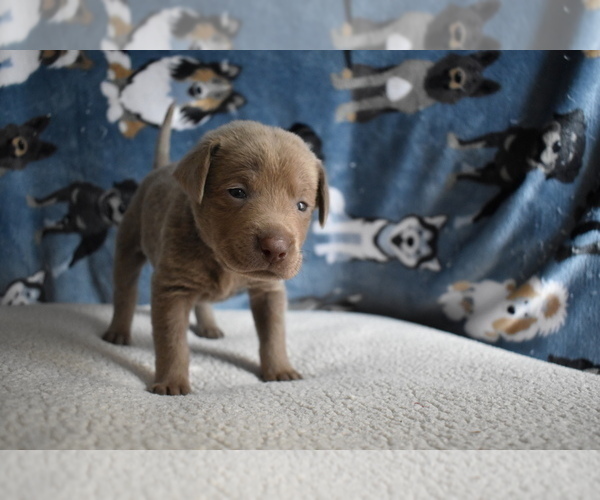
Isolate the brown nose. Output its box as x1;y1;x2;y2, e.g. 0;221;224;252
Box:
259;235;291;264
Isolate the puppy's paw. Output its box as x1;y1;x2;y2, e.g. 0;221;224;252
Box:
102;330;131;346
152;379;191;396
262;367;303;382
191;325;225;339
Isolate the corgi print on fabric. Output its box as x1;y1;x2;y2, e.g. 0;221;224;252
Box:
0;50;92;88
101;0;241;50
331;50;501;122
313;187;447;271
0;114;56;176
332;0;501;50
448;109;587;223
101;51;246;138
439;276;568;342
0;1;92;47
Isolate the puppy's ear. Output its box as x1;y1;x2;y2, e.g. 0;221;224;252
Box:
173;138;219;205
316;161;329;228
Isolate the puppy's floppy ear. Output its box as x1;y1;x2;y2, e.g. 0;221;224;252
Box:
316;161;329;228
173;137;219;205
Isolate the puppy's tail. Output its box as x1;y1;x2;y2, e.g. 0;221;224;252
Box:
153;103;175;169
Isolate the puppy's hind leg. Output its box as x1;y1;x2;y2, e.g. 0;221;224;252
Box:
191;301;224;339
103;218;146;346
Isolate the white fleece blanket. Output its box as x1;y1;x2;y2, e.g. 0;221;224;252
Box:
0;304;598;450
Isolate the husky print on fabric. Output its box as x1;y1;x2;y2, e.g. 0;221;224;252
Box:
448;108;587;222
101;51;245;138
313;187;447;271
0;50;92;87
0;270;45;305
0;114;56;176
439;276;568;342
332;0;501;50
557;181;600;260
101;0;241;50
331;50;501;122
0;0;92;47
28;179;138;268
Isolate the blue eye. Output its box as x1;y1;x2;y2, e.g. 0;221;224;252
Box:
297;201;308;212
228;188;247;199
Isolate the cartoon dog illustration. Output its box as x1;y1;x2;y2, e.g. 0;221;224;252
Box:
331;50;500;122
101;51;245;137
0;0;92;47
313;187;447;271
448;109;587;222
101;0;241;50
0;270;45;305
332;0;501;50
0;49;92;87
28;179;138;267
439;276;568;342
0;114;56;176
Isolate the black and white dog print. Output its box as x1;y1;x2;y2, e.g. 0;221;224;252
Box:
556;181;600;260
0;50;92;88
102;51;245;137
332;0;501;50
449;109;587;222
0;114;56;176
331;50;501;122
101;0;241;50
313;187;447;271
28;179;138;267
1;270;45;305
287;123;325;160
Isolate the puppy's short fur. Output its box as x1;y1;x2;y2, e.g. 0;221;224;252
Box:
103;106;329;395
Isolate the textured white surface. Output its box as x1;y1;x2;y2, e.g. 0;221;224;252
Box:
2;451;600;500
0;304;599;450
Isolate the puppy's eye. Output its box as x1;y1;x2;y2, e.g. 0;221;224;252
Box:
552;141;562;153
297;201;308;212
228;188;247;199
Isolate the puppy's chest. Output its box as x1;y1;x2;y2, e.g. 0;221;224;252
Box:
198;271;246;302
181;260;247;302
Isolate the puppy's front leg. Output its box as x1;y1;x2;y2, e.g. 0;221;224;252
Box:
249;283;301;382
151;281;196;395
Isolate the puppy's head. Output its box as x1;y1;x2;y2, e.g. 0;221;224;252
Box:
173;121;328;280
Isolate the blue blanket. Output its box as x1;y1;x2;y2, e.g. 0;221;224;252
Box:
1;0;599;50
1;49;599;370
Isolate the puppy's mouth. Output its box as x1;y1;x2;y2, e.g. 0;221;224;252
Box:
217;253;302;281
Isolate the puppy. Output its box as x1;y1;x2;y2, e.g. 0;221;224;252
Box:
103;106;329;395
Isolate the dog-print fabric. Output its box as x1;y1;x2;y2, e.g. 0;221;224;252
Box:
1;50;600;372
1;0;599;50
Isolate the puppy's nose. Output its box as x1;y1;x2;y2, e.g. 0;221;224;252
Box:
259;235;291;264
